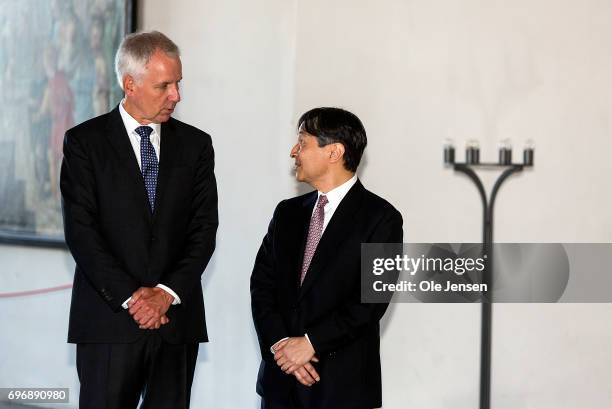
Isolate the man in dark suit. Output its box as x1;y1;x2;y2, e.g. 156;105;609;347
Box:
251;107;403;409
60;31;218;409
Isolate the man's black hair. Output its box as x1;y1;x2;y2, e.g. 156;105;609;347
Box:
297;107;367;172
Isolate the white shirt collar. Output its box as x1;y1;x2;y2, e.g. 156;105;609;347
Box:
317;174;358;208
118;99;161;137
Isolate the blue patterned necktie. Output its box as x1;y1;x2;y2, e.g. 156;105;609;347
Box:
135;126;158;212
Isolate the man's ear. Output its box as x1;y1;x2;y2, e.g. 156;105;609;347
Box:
123;75;135;96
328;143;345;164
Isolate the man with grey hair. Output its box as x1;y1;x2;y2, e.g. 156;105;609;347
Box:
61;31;218;409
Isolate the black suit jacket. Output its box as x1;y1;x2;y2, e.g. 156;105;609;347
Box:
61;106;218;344
251;180;403;409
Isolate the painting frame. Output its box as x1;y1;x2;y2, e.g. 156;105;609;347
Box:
0;0;137;248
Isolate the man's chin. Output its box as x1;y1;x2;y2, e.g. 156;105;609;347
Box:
156;114;172;123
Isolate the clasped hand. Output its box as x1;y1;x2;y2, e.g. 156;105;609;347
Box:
274;337;320;387
127;287;173;330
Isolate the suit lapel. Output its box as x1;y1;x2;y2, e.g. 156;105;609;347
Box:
105;107;182;223
153;119;181;223
298;180;365;300
105;106;152;222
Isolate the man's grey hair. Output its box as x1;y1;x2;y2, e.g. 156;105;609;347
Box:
114;31;180;90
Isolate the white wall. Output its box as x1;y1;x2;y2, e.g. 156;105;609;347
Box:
1;0;612;408
290;1;612;408
0;245;78;404
293;0;612;243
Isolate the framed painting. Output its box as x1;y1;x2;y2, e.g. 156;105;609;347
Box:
0;0;136;247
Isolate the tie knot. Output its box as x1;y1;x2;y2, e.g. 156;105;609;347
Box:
317;195;328;208
135;126;153;139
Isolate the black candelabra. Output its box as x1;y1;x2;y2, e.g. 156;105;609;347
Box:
443;139;534;409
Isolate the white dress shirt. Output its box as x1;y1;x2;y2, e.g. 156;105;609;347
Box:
315;174;358;233
270;174;358;354
118;100;161;166
118;101;181;309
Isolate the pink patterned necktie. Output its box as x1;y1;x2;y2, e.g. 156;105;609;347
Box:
300;194;328;285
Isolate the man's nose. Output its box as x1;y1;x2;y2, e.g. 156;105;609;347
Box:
290;144;299;158
168;84;181;102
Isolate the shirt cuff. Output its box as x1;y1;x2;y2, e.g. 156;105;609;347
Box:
304;333;314;351
122;297;131;309
270;337;289;354
156;284;181;305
